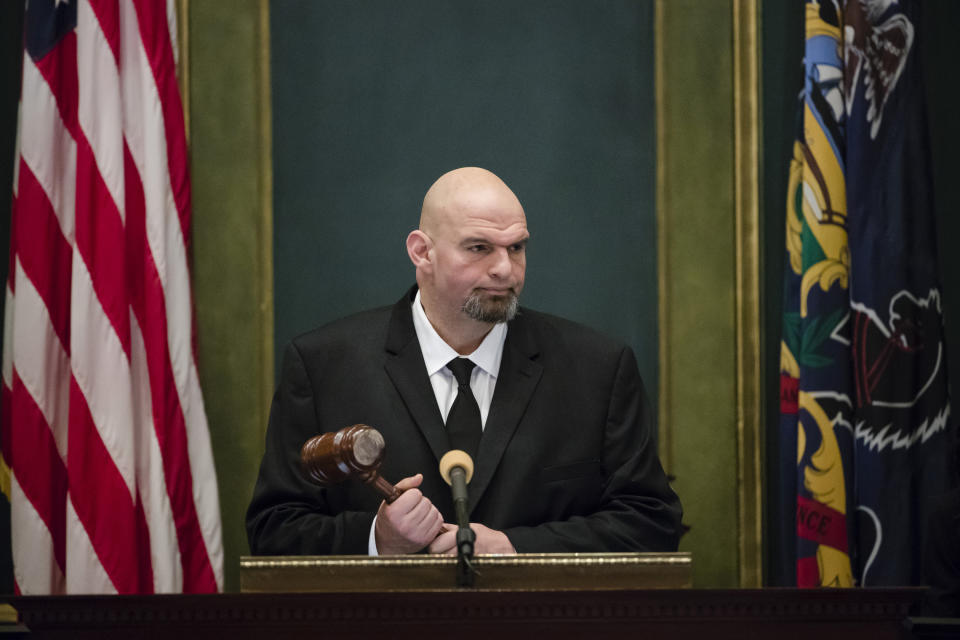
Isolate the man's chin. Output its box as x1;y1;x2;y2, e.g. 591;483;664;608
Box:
462;290;519;323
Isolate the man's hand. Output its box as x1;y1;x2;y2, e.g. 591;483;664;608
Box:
374;474;444;555
427;522;517;555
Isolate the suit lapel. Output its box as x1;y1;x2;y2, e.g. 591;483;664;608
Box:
383;288;451;462
468;312;542;513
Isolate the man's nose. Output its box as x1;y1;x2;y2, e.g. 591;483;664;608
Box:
488;247;512;279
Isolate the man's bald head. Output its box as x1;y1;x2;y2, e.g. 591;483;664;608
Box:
419;167;525;237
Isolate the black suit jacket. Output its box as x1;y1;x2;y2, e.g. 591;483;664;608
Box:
246;288;682;554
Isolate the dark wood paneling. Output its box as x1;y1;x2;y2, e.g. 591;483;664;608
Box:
6;588;924;640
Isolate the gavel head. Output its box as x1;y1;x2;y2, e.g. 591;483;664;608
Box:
301;424;386;486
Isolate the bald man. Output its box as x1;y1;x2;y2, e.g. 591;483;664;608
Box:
246;168;681;556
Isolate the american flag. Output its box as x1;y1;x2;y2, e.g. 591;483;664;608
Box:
0;0;222;593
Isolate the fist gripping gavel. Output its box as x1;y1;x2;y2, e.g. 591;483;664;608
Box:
300;424;403;503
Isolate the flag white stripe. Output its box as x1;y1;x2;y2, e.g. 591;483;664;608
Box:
121;1;177;291
77;0;125;223
75;2;182;591
117;6;186;591
11;260;71;459
166;0;179;67
69;254;136;498
65;495;117;594
19;56;77;245
182;359;223;590
3;285;14;387
11;103;20;199
10;476;63;595
121;2;223;587
183;362;223;590
130;314;183;593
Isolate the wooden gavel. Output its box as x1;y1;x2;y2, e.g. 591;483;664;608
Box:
300;424;403;503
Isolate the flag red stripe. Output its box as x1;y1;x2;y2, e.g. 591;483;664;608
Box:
132;0;191;240
73;139;131;358
88;0;121;67
33;32;80;143
67;378;152;594
124;146;216;592
14;160;72;351
10;374;67;574
133;494;155;593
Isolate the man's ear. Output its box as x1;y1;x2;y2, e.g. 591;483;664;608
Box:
406;230;433;271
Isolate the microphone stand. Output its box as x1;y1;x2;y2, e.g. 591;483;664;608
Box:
449;465;476;587
439;450;477;587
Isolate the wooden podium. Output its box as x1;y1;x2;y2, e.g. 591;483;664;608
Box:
3;553;928;639
239;551;693;592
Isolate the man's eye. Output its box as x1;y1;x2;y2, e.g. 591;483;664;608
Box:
509;244;526;252
469;245;488;253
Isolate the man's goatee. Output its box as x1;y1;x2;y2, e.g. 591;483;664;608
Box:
462;290;519;323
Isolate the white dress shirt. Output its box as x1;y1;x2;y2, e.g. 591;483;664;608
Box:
410;290;506;427
368;290;508;554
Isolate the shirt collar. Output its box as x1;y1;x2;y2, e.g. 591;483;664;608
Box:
412;290;507;378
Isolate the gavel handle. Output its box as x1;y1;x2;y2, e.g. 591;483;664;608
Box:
366;473;402;504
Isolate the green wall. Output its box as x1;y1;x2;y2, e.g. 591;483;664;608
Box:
658;0;739;588
189;0;273;593
269;0;659;401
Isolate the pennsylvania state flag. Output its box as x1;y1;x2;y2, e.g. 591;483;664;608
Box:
779;0;954;587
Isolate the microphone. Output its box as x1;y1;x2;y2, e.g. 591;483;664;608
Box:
439;450;476;587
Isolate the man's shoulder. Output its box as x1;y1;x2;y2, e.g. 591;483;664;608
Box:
512;307;629;357
290;303;397;353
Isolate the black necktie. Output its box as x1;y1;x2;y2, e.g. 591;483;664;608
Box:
445;358;482;459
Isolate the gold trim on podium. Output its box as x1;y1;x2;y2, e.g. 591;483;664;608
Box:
240;552;692;592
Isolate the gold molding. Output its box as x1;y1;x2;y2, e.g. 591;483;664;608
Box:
732;0;763;588
654;0;672;475
257;0;275;436
240;553;693;592
242;552;693;571
176;0;190;142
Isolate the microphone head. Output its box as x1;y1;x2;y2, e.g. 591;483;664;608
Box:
439;449;474;486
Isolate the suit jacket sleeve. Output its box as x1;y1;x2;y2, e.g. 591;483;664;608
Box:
245;341;375;555
497;345;682;553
